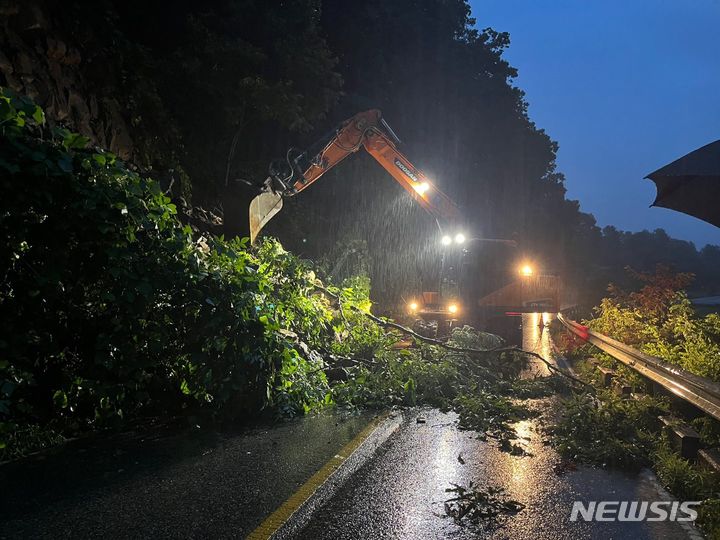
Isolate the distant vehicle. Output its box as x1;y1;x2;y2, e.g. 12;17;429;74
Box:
407;292;461;337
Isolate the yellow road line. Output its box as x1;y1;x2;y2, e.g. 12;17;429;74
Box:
246;413;388;540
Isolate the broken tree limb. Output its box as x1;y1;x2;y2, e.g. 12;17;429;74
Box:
357;306;504;353
314;283;591;389
363;309;590;389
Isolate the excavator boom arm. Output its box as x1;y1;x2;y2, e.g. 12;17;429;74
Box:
362;130;461;222
289;110;382;194
249;109;460;242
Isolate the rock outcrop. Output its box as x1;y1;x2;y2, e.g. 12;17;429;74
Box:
0;2;133;159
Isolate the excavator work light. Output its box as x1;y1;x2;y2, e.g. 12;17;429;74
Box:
413;182;430;195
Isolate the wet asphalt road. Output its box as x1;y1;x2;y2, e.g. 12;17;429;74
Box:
0;412;374;538
293;314;698;539
293;408;691;539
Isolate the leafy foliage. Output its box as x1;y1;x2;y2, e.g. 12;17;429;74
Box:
588;266;720;381
551;389;666;468
654;442;719;501
652;441;720;538
692;416;720;449
697;499;720;539
0;88;344;457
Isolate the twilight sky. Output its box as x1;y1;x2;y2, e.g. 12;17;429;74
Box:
470;0;720;248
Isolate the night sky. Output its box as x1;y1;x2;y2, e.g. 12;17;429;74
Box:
471;0;720;248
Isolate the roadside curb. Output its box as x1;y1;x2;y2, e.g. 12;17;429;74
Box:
638;468;705;540
246;410;402;540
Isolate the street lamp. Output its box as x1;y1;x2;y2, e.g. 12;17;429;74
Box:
520;264;534;277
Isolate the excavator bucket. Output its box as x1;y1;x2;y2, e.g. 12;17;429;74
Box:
249;191;284;244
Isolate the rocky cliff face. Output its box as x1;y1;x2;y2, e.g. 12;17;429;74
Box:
0;2;134;160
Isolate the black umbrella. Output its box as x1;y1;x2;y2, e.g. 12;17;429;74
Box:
646;139;720;228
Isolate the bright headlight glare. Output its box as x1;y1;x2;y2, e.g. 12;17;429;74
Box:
448;303;458;314
413;182;430;195
454;233;466;244
441;235;452;246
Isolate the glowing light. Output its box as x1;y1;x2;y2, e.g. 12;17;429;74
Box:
454;233;466;244
413;182;430;195
448;303;458;314
520;264;534;277
409;302;418;311
441;235;452;246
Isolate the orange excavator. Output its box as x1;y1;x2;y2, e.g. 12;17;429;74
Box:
249;109;462;242
248;109;465;330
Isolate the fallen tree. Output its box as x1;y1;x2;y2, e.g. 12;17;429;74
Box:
0;89;567;461
315;282;589;390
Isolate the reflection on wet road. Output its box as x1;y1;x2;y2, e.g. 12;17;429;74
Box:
521;312;554;377
298;408;692;540
296;313;698;540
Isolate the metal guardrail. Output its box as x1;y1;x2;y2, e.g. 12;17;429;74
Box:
557;313;720;422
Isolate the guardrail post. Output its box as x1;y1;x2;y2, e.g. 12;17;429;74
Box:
659;416;700;459
596;366;614;387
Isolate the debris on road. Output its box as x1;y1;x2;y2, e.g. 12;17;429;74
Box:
442;481;525;524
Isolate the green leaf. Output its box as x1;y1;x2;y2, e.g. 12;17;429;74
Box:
32;106;45;125
0;98;13;122
62;132;90;150
53;390;68;409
